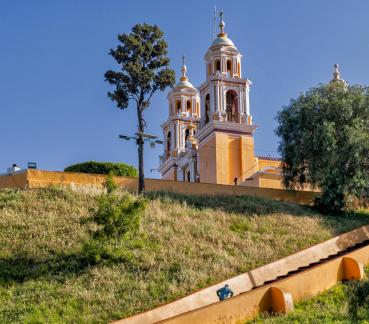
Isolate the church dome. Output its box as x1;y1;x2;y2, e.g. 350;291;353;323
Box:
173;56;196;90
210;35;235;48
175;79;195;89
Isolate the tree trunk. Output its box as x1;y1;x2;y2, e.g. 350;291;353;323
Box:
137;104;145;194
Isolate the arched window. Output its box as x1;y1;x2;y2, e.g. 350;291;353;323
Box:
208;63;212;76
237;62;241;77
196;102;199;115
187;171;191;182
185;128;190;142
186;100;191;114
176;100;181;114
226;90;238;122
166;131;171;155
214;59;221;74
205;94;210;124
227;59;232;78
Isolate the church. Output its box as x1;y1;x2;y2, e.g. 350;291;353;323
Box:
158;13;283;188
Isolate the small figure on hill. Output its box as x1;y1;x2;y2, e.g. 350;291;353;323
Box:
233;177;238;186
216;284;234;301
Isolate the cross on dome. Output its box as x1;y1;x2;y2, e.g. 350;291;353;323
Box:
209;10;236;48
181;55;187;81
173;55;196;89
219;11;225;36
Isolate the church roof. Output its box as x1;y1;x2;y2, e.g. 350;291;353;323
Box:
210;35;235;48
174;79;195;89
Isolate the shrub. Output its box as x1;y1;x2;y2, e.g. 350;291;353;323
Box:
64;161;137;177
90;194;146;239
82;193;147;263
346;279;369;320
105;173;117;194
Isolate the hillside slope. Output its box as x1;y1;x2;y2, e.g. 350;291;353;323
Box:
0;188;368;323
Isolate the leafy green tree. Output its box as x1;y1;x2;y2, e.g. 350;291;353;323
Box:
104;24;175;194
276;80;369;212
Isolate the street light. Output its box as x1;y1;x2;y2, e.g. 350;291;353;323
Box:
118;132;163;147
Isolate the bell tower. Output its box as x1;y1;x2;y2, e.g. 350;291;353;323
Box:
159;12;263;186
196;12;258;184
159;57;200;180
200;11;252;125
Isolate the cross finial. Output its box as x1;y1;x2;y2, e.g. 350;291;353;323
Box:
180;55;187;81
219;11;225;34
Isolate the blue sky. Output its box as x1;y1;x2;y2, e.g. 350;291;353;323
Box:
1;1;369;178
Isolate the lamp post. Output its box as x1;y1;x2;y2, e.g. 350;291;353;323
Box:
118;132;163;193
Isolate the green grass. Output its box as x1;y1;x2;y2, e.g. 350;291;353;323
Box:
250;268;369;323
0;187;368;323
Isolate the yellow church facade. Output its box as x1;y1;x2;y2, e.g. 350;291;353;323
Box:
158;13;284;189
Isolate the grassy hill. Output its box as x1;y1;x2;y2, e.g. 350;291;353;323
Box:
1;187;369;323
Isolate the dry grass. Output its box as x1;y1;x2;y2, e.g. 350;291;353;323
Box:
0;187;368;323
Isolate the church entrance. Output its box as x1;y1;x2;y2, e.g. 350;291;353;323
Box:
226;90;238;122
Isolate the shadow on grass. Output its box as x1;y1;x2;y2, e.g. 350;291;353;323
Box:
0;252;90;285
145;191;369;237
145;191;314;216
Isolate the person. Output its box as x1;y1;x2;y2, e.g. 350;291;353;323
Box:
216;284;234;301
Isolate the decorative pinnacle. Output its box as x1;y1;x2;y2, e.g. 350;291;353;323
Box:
219;11;226;36
188;121;195;130
188;121;196;141
332;63;341;81
330;63;348;86
180;55;187;81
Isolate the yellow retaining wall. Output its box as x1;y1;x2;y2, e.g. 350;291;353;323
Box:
0;172;28;189
243;172;284;190
117;224;369;324
1;169;319;205
161;248;369;324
